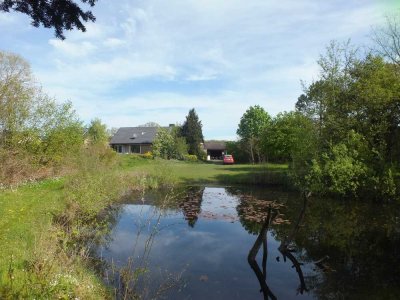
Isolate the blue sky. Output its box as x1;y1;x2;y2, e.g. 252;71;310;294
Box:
0;0;398;140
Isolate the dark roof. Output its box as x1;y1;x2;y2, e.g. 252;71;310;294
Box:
110;127;166;144
203;141;226;150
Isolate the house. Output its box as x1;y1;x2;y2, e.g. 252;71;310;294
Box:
202;141;227;160
110;126;169;154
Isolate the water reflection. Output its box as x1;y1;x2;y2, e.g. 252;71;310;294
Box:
97;186;400;299
277;193;309;296
247;193;309;299
180;186;204;227
247;205;277;300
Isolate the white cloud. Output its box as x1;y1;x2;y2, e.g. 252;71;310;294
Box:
103;38;126;48
0;0;395;139
48;39;97;57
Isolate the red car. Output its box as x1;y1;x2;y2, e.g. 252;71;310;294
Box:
223;154;234;165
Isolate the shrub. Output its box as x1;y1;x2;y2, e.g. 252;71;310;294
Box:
304;135;369;197
184;154;198;162
142;151;153;159
152;128;188;160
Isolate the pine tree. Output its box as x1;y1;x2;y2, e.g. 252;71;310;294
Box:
181;108;204;158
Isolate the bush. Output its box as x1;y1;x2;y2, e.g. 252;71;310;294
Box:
184;154;198;162
304;134;369;197
142;151;153;159
152;128;189;160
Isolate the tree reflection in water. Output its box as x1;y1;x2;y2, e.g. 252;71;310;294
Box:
247;205;277;300
277;192;309;295
247;192;310;299
179;187;205;227
100;186;400;299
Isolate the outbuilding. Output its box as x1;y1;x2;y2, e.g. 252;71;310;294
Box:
203;141;227;160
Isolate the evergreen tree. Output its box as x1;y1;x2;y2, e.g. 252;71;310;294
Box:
0;0;98;39
181;109;204;158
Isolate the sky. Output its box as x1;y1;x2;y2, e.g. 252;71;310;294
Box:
0;0;398;140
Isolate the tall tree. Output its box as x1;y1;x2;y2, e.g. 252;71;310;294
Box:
0;50;84;165
0;0;98;39
139;122;160;127
0;51;34;148
237;105;271;163
372;12;400;67
152;128;175;159
265;111;317;163
295;40;400;198
152;126;188;160
295;41;358;145
86;118;108;145
181;108;204;158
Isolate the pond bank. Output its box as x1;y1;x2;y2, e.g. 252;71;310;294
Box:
0;158;287;298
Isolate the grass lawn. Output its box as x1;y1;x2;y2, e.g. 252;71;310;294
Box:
119;154;289;185
0;179;65;285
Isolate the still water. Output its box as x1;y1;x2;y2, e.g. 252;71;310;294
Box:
98;186;400;299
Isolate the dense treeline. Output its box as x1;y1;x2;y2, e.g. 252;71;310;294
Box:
231;17;400;200
295;43;400;199
0;51;110;186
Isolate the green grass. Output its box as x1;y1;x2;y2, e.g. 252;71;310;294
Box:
119;155;289;185
0;178;65;284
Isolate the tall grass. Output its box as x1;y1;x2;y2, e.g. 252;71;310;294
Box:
0;145;178;299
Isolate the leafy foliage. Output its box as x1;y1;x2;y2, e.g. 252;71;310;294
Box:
264;111;316;163
183;154;198;162
86;118;108;145
233;30;400;199
152;128;175;159
293;39;400;199
152;127;188;160
0;0;98;39
0;51;85;185
306;133;369;196
237;105;271;163
226;140;250;163
139;121;161;127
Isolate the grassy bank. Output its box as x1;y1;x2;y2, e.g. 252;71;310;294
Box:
0;179;65;285
0;154;288;298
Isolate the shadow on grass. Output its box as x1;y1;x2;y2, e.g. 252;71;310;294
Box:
179;165;292;187
219;166;264;172
214;170;290;186
204;160;223;165
219;166;287;173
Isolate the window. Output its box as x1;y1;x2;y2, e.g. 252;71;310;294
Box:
113;145;122;153
131;145;140;153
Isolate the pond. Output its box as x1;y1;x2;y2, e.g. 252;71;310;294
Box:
97;186;400;299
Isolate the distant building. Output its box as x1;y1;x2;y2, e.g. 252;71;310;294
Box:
202;141;227;160
110;126;169;154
